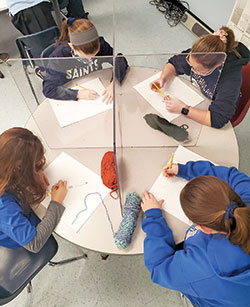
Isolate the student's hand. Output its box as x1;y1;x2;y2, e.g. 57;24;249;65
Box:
141;191;164;212
150;78;165;92
51;180;67;204
102;82;113;104
162;163;178;178
164;97;186;114
77;89;99;100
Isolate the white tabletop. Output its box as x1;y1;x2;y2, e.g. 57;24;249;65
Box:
26;67;239;255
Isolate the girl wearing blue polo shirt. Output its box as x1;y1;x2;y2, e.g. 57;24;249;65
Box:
0;128;67;253
141;161;250;307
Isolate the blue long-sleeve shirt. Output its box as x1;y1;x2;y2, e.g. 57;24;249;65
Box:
142;161;250;307
42;37;128;100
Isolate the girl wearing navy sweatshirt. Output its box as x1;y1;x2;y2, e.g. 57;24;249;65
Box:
43;18;128;104
141;160;250;307
0;128;67;253
151;26;250;128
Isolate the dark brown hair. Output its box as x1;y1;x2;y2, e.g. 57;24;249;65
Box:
191;26;241;69
56;18;100;55
0;128;47;213
180;176;250;255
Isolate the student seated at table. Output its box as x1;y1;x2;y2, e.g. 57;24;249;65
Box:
43;18;128;104
141;160;250;307
0;127;67;253
151;26;250;128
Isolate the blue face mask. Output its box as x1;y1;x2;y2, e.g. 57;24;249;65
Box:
71;50;92;65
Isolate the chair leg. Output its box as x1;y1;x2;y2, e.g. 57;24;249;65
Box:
101;254;110;260
0;70;4;79
26;281;32;293
24;66;40;106
48;253;88;266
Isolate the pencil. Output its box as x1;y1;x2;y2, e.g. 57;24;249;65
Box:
153;82;171;100
50;187;57;195
153;82;166;97
169;153;174;169
75;84;88;90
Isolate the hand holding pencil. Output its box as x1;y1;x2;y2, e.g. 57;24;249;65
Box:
50;180;68;204
76;84;99;101
162;153;178;178
150;80;171;100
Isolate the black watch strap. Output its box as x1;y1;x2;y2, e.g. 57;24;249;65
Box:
181;106;190;116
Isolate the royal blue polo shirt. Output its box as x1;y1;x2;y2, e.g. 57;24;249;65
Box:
0;192;40;248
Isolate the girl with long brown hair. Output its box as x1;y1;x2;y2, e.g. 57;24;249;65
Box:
43;18;128;104
141;160;250;307
0;127;67;253
151;26;249;128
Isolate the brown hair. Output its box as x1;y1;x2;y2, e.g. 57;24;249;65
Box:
0;128;47;213
191;26;241;69
56;18;100;55
180;176;250;255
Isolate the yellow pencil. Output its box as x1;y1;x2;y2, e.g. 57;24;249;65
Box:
169;153;174;169
50;187;57;195
75;84;88;90
153;82;166;97
153;82;171;99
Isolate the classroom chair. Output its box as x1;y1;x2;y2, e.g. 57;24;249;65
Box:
0;235;87;306
230;61;250;127
16;26;60;105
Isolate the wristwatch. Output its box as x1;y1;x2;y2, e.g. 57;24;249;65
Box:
181;106;190;116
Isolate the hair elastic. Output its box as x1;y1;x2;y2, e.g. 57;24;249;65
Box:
225;201;238;220
212;29;228;43
69;26;99;46
67;17;76;26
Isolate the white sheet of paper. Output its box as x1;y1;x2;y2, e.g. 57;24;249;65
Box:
42;152;110;232
134;72;204;122
49;78;113;127
150;145;213;225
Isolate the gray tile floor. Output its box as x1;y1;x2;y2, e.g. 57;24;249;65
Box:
0;0;249;306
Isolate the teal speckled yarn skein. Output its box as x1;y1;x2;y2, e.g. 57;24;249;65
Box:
114;192;141;249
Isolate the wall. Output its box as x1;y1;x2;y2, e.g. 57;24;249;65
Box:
186;0;236;30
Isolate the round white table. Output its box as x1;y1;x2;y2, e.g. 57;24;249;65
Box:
26;66;239;255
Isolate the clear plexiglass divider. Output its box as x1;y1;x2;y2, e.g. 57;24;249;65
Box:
6;51;226;214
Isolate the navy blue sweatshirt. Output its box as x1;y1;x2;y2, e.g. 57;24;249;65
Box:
168;43;250;128
42;37;128;100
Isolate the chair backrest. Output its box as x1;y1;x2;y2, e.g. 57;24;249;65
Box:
0;236;58;305
41;43;56;59
16;26;60;67
231;60;250;127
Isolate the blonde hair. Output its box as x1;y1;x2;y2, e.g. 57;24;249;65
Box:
56;18;100;55
180;176;250;255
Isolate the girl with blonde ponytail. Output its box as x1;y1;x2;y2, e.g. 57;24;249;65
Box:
152;26;250;128
141;160;250;307
43;18;128;104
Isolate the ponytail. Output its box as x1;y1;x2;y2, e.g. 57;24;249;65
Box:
227;206;250;254
180;176;250;255
56;19;69;46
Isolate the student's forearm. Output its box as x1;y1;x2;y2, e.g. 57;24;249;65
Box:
23;201;65;253
160;63;176;83
187;107;211;126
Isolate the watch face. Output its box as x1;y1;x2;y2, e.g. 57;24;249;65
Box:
181;107;189;115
